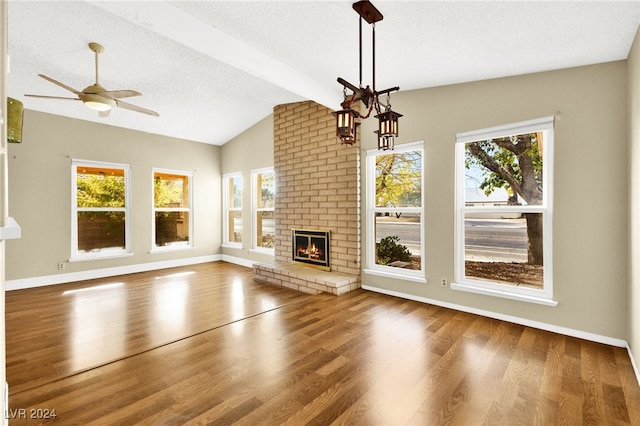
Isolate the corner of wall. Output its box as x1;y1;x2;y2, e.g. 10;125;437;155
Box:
627;21;640;384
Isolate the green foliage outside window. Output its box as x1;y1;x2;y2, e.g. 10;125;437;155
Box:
75;166;127;252
154;175;186;208
375;235;412;265
375;151;422;208
77;170;125;208
465;132;544;265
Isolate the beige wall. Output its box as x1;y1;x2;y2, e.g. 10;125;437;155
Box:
5;58;634;343
629;27;640;368
359;62;629;340
6;110;221;281
219;114;275;264
225;61;630;341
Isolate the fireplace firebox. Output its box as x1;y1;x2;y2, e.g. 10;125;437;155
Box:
292;229;330;271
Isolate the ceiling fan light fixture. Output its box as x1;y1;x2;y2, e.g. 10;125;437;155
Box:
24;42;159;117
82;94;115;112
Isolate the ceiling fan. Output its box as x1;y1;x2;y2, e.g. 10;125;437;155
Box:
24;42;159;117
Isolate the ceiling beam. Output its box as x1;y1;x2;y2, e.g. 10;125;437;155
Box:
85;1;339;110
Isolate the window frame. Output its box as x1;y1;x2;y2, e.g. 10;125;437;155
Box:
222;172;243;248
251;167;275;254
364;141;425;282
453;116;556;306
151;168;194;252
70;159;132;261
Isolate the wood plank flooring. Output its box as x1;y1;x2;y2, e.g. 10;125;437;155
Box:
6;261;640;425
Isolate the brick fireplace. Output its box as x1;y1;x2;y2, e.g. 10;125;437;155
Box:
253;100;361;294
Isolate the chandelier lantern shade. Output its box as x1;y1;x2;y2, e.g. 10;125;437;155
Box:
376;109;402;138
375;131;394;151
334;0;401;149
333;108;358;141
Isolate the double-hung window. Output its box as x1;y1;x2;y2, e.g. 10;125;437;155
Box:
71;160;131;260
251;167;275;252
365;141;424;281
152;168;194;250
223;173;243;248
454;116;555;305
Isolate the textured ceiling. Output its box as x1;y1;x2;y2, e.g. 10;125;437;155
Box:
7;1;640;146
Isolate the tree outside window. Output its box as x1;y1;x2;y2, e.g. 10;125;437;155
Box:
72;161;130;259
223;173;243;246
455;116;554;302
253;169;275;251
153;169;193;249
367;142;424;278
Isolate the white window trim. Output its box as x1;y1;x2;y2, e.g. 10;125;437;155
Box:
453;116;557;306
151;168;194;253
364;141;425;282
251;167;275;254
222;172;243;249
70;159;131;261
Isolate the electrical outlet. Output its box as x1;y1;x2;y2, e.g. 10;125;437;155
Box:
58;262;66;270
441;278;447;287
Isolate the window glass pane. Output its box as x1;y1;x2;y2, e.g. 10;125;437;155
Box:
375;150;422;208
227;211;242;243
77;211;125;252
228;176;242;209
257;172;275;209
464;212;543;289
76;166;125;208
374;212;421;270
155;211;190;246
464;132;543;206
256;210;275;248
154;172;188;208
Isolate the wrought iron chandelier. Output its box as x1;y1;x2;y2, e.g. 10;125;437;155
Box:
333;0;401;150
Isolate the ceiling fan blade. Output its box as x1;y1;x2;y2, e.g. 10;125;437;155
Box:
38;74;81;95
115;99;159;117
24;94;80;100
101;90;142;99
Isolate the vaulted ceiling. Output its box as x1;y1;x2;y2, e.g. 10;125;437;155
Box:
7;1;640;145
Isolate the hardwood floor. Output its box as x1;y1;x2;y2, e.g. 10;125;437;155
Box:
6;262;640;425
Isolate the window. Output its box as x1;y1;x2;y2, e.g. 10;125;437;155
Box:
71;160;131;260
152;169;193;250
454;116;555;305
252;168;275;252
223;173;243;247
365;141;424;281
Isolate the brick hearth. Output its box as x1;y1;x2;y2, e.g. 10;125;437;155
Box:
253;262;359;295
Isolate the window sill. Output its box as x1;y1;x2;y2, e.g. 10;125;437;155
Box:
450;282;558;306
0;217;21;240
150;245;194;254
363;268;427;284
222;244;243;250
70;251;133;262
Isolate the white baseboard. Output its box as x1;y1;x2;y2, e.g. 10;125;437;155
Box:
361;284;628;348
6;255;222;291
627;344;640;389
